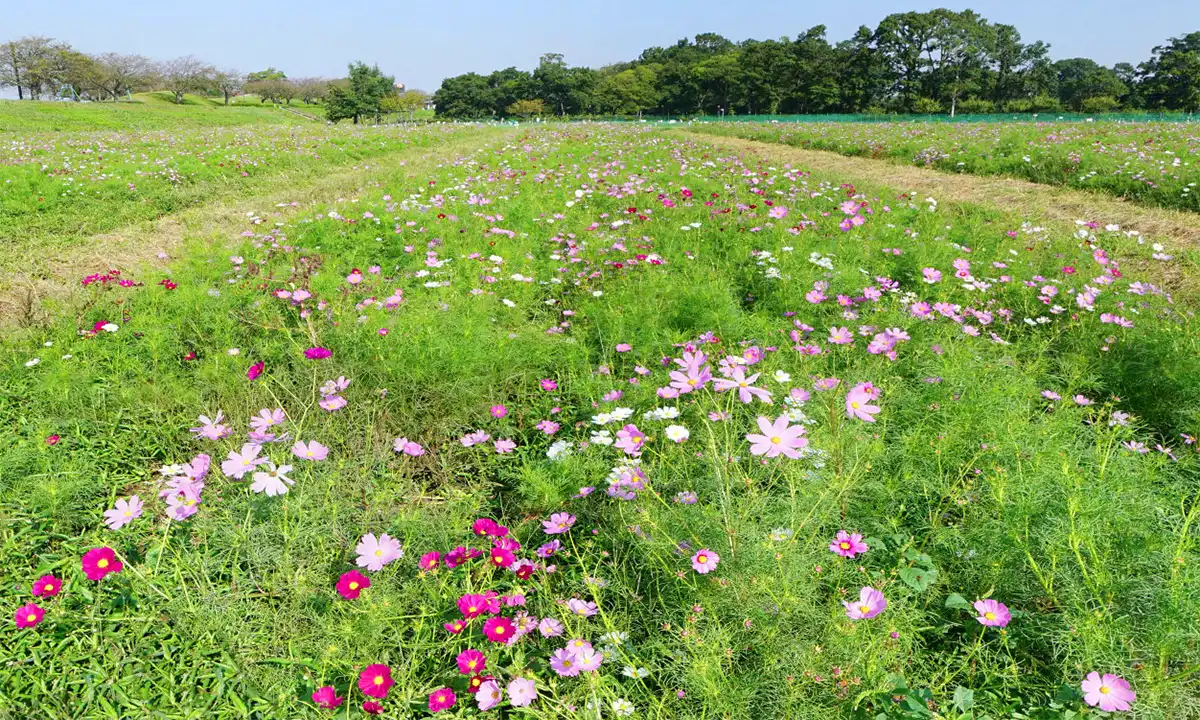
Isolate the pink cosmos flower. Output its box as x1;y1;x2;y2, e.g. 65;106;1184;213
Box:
304;347;332;360
489;546;515;568
1081;672;1135;712
459;593;489;618
713;365;773;404
246;361;264;381
829;327;854;345
614;424;646;455
312;686;343;709
843;587;887;620
490;404;508;418
829;531;869;558
428;688;456;713
336;570;370;599
550;648;580;676
221;443;265;479
15;602;44;629
616;343;632;352
104;495;144;530
973;599;1011;627
539;617;564;637
358;664;394;699
419;551;441;571
291;440;329;461
745;415;809;459
567;598;599;617
769;205;788;219
81;547;122;581
691;549;719;574
355;533;403;572
507;677;537;707
31;575;61;598
250;462;294;496
543;512;576;534
482;616;516;643
845;383;881;422
494;439;517;454
574;646;603;672
477;680;503;711
190;412;231;441
165;485;202;520
393;437;426;456
456;649;487;675
362;701;383;715
539;379;558;392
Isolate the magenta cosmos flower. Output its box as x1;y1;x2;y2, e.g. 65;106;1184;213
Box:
419;551;441;571
15;602;45;629
1081;672;1135;712
845;382;881;422
844;587;887;619
32;574;62;598
304;347;332;360
490;404;508;418
829;531;869;558
973;598;1011;628
247;361;264;381
691;548;720;574
542;512;576;535
336;570;370;600
456;649;487;675
358;664;394;699
482;616;516;643
429;688;456;713
745;415;809;458
103;495;144;531
311;686;343;709
81;547;122;581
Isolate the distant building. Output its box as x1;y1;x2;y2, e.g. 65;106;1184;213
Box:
394;82;406;94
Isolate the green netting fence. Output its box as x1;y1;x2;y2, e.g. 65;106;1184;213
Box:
565;112;1197;124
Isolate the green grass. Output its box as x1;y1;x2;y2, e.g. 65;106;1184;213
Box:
690;120;1200;213
0;124;1198;719
0;97;319;132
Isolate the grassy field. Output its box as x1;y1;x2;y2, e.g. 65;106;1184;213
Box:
0;95;322;132
690;120;1200;213
1;114;1199;719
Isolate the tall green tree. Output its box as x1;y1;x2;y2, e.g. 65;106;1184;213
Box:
433;73;493;118
325;62;395;123
1139;33;1200;112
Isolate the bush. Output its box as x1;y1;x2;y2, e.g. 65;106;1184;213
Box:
956;98;995;114
1081;95;1122;113
912;97;944;114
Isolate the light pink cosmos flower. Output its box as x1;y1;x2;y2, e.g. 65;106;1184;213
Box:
574;646;603;672
538;617;564;637
550;648;580;677
1081;672;1135;712
356;533;403;572
221;443;266;479
543;512;576;535
291;440;329;461
250;408;286;433
567;598;598;617
691;548;719;574
494;439;516;454
613;424;646;456
250;462;294;496
507;677;537;707
973;599;1011;627
104;495;144;530
745;415;809;459
829;531;868;558
713;366;772;404
829;327;854;345
165;486;201;521
190;412;231;441
843;587;886;620
394;437;426;456
845;383;881;422
768;205;788;219
476;680;503;711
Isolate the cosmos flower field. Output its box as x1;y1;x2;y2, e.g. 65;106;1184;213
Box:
691;120;1200;212
2;122;1199;718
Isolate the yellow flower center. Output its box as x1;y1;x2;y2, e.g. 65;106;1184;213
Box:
698;555;707;563
858;604;870;613
688;379;697;386
851;401;861;409
494;626;505;634
468;606;477;613
306;451;314;457
374;676;384;686
839;542;851;550
1100;686;1111;695
738;381;748;387
984;612;996;620
97;558;109;568
44;584;54;591
374;549;383;557
349;581;359;590
26;613;37;622
771;436;782;444
468;660;477;668
123;510;132;517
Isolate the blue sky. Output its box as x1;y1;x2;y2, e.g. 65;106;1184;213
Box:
8;0;1198;92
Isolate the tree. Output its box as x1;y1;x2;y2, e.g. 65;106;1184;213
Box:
595;66;661;116
160;56;214;104
506;98;544;117
433;72;493;118
294;77;330;104
487;67;535;116
926;10;992;116
1053;58;1125;110
214;69;244;105
93;52;153;102
0;36;61;99
247;67;286;83
1139;32;1200;112
325;62;395;123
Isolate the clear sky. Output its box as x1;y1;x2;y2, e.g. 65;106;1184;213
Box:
8;0;1199;92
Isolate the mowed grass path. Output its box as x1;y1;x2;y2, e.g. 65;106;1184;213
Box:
1;126;1198;719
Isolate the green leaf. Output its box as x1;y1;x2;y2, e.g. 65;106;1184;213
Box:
945;592;972;610
953;686;975;711
900;566;938;592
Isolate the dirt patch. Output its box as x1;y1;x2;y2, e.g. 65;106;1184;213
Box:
674;131;1200;246
0;131;511;328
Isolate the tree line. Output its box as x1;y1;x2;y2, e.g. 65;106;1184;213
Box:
0;37;338;105
431;11;1200;118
